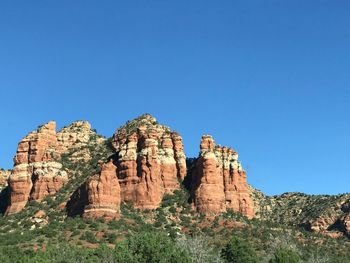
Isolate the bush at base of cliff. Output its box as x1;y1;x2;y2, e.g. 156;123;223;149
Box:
221;236;258;263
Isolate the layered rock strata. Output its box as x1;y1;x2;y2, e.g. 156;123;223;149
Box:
112;114;186;209
84;160;121;219
5;120;104;214
6;122;68;214
192;135;254;218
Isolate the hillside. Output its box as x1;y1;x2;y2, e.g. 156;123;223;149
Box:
0;114;349;262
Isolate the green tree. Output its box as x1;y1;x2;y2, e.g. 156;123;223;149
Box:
114;231;191;263
221;236;258;263
269;247;300;263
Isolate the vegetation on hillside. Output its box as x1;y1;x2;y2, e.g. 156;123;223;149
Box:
0;130;349;262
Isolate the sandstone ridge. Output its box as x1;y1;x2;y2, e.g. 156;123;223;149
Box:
3;114;255;221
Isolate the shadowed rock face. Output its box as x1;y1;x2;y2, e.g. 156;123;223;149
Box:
84;160;121;220
6;122;68;214
111;114;187;209
192;135;254;218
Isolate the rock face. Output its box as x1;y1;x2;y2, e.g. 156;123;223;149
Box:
306;199;350;237
192;135;254;218
3;115;257;221
6;122;68;214
5;120;105;214
84;160;121;219
0;169;11;191
112;114;186;209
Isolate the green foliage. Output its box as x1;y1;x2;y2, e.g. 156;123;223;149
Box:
81;231;98;244
221;236;258;263
161;189;189;208
104;232;117;243
114;231;191;263
269;247;300;263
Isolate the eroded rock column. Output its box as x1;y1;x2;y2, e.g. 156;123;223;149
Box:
6;122;68;214
192;135;254;218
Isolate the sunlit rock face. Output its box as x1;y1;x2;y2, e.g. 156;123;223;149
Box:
192;135;254;218
4;115;256;221
84;160;121;220
6;122;68;214
111;114;187;210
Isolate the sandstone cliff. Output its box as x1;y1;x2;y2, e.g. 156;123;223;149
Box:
6;122;68;214
5;120;106;214
192;135;254;218
84;160;121;219
111;114;186;209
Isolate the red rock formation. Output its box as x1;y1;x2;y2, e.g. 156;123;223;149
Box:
217;146;254;218
6;122;68;214
84;160;121;220
192;136;226;214
0;169;11;191
306;205;350;237
112;114;187;209
30;162;68;201
171;132;187;181
308;216;339;232
192;135;254;218
6;167;33;214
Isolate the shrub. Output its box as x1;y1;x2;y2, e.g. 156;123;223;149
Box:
104;232;117;243
114;231;191;263
269;247;300;263
81;231;98;244
221;236;258;263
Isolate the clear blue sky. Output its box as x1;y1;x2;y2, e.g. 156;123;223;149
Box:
1;1;349;195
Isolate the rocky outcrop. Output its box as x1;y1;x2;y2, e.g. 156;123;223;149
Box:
306;199;350;237
192;135;254;218
112;114;186;209
340;213;350;236
84;160;121;219
6;122;68;214
57;121;105;162
0;169;11;191
5;120;106;215
250;189;350;237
